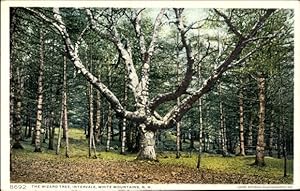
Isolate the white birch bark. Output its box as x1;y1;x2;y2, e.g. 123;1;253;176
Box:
34;26;44;152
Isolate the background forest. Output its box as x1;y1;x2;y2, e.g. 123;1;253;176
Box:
8;7;294;185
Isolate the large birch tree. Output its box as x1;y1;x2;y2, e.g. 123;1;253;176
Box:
25;7;276;160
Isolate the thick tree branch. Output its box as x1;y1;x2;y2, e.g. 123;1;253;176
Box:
132;8;147;61
137;9;166;107
53;8;128;114
110;26;140;98
86;8;140;100
24;8;131;118
146;9;166;61
149;8;194;111
159;9;276;129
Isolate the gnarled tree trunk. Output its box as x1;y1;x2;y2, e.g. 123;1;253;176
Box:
136;124;157;161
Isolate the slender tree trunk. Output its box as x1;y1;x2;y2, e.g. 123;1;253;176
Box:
283;131;287;177
10;8;16;148
106;63;112;152
197;48;203;167
62;49;70;158
197;97;203;169
12;66;23;149
126;123;133;152
279;65;287;176
219;84;227;156
121;117;126;154
88;82;97;158
282;116;287;177
223;116;228;153
43;119;47;143
175;34;181;159
203;133;206;152
190;130;195;149
175;99;181;157
24;115;29;139
176;109;181;158
48;112;55;150
269;109;274;157
204;134;209;152
95;72;101;144
247;112;253;147
34;27;45;152
56;46;70;157
48;54;56;150
207;134;211;152
136;124;157;161
86;50;97;158
63;126;66;139
254;74;266;166
19;70;25;140
31;126;35;144
88;84;93;157
56;105;64;154
238;86;245;156
84;125;87;136
277;123;283;159
121;75;127;154
88;83;95;157
106;105;112;151
45;118;49;140
27;114;32;138
10;8;24;149
92;131;97;158
179;133;183;151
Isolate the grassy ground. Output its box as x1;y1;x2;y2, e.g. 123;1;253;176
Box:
11;128;293;184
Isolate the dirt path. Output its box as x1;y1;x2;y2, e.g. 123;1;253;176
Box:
11;155;289;184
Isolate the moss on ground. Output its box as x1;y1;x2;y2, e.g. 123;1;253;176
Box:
11;128;293;184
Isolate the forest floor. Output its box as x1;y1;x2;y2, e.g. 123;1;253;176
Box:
11;128;293;184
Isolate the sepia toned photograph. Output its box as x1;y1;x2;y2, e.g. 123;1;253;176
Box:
1;0;300;190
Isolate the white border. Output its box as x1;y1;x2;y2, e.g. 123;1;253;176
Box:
1;1;300;191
